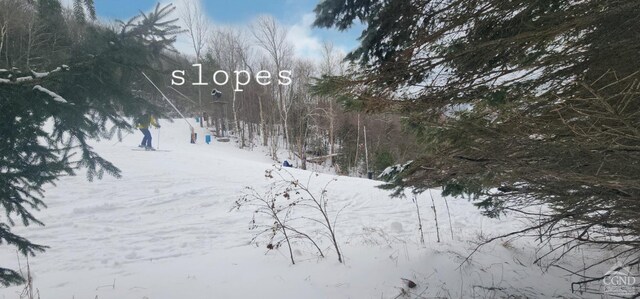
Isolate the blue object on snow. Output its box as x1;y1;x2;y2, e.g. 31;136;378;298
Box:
195;117;200;123
283;160;292;168
205;134;212;144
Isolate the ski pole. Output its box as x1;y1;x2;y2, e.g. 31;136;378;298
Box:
157;126;160;150
112;130;132;146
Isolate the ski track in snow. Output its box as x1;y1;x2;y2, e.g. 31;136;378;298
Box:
0;120;607;298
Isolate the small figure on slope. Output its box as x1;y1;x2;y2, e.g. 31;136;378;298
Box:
136;113;160;150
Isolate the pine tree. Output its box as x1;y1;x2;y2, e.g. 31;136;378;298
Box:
72;0;96;27
314;0;640;292
0;2;182;286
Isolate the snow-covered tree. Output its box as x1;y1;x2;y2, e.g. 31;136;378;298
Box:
314;0;640;293
0;2;181;286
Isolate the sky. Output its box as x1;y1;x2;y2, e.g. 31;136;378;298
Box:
60;0;364;61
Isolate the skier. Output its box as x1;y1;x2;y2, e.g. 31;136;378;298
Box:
137;113;160;150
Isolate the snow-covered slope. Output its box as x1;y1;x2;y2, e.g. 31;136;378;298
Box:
0;120;602;298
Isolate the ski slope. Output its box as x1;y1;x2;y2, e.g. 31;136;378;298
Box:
0;119;605;298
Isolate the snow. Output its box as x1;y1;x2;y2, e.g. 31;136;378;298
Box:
379;160;413;178
0;120;609;298
33;85;68;103
31;70;50;78
16;76;33;82
31;66;66;78
0;66;69;83
529;134;545;140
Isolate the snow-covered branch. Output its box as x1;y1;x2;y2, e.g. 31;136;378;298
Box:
33;85;68;104
0;65;69;84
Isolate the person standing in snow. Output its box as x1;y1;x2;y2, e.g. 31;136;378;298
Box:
137;113;160;150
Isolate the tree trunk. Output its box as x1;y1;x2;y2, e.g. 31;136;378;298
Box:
258;95;268;146
354;114;360;172
0;22;6;66
232;90;241;147
278;84;290;156
4;25;9;66
26;22;32;69
329;99;335;166
297;136;306;170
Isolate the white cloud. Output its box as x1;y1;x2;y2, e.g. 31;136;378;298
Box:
286;13;323;61
283;13;351;65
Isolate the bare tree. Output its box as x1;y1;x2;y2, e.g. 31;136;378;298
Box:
251;16;294;156
180;0;208;62
255;58;271;148
290;59;317;169
0;21;6;64
0;0;30;67
210;28;250;145
245;55;270;148
26;9;48;69
180;0;209;112
319;42;343;166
